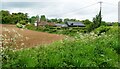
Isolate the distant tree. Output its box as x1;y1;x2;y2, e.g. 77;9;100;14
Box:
1;10;12;24
29;16;37;24
70;19;76;21
51;18;57;23
92;10;102;29
47;19;52;22
82;19;92;25
11;12;28;24
85;10;102;32
64;18;69;23
101;21;107;26
19;20;27;25
40;15;46;21
113;22;119;26
57;19;62;23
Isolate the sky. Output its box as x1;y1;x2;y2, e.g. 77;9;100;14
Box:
1;0;119;22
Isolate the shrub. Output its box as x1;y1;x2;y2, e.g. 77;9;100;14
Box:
25;24;36;30
94;26;110;35
19;20;27;25
16;23;23;28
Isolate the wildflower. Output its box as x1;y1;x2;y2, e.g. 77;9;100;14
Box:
90;32;94;35
94;34;98;37
101;32;105;35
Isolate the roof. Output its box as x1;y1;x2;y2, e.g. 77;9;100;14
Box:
55;24;68;27
66;21;85;27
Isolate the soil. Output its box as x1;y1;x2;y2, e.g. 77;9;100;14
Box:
0;24;64;49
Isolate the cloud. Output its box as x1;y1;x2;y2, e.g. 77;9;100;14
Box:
1;0;119;22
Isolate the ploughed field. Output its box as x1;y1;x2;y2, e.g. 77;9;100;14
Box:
0;24;64;49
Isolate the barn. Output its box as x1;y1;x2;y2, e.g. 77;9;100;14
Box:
65;21;85;27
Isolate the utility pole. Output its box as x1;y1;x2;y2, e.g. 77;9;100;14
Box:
98;1;103;26
36;15;39;29
99;1;103;10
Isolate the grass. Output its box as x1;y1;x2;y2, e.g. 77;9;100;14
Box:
2;26;119;68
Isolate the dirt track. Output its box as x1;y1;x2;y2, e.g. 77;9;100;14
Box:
1;24;64;49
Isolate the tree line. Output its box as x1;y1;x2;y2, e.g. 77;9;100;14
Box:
0;10;95;24
1;10;118;32
0;10;80;24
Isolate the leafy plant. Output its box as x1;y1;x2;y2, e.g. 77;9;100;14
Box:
16;23;23;28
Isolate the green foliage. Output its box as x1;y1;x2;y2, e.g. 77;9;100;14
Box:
64;18;69;23
94;26;110;35
82;19;92;25
1;10;28;24
113;22;119;26
19;20;27;25
93;10;102;29
1;10;12;24
2;26;119;68
16;23;23;28
101;21;107;26
25;24;36;30
40;15;46;21
34;26;87;36
86;10;102;32
51;18;57;23
57;19;62;23
28;16;37;24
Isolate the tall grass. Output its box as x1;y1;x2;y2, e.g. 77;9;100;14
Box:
2;26;119;68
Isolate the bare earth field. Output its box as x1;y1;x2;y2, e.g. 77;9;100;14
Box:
0;24;64;49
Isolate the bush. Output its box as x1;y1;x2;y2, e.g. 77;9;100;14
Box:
16;23;23;28
19;20;27;25
94;26;110;35
25;24;36;30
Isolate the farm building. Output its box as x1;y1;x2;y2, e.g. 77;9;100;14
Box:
65;21;85;27
55;24;68;27
55;21;85;27
34;20;85;27
34;21;55;26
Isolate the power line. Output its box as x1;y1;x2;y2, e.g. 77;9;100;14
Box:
61;3;98;15
48;1;117;21
50;2;99;17
103;2;118;7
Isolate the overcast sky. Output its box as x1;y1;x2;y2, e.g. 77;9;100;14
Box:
1;0;119;22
